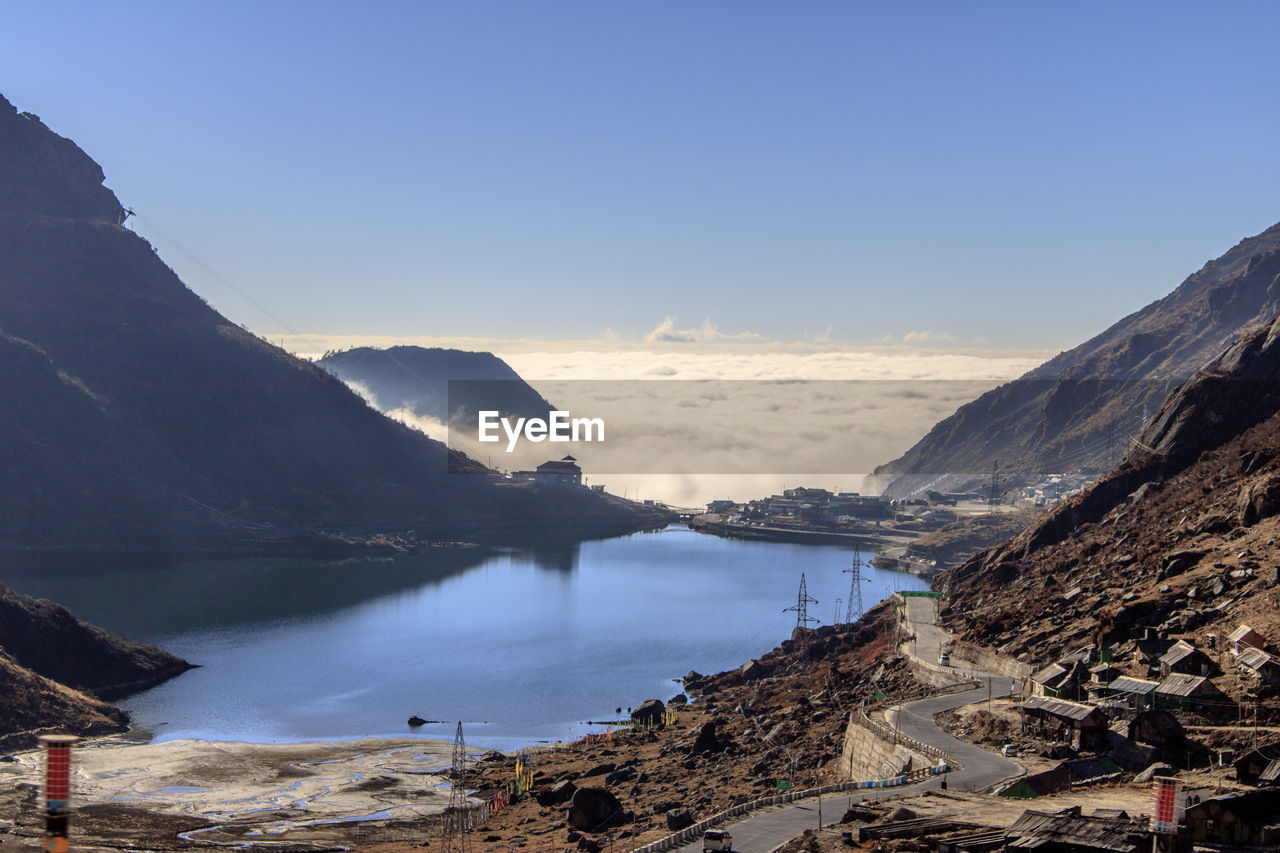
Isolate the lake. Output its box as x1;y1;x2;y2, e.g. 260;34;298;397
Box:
0;526;927;750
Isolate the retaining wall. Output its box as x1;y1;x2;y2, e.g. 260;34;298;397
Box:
946;640;1033;680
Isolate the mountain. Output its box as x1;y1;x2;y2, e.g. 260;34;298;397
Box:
317;346;554;426
0;583;190;743
873;222;1280;497
0;93;668;549
939;313;1280;667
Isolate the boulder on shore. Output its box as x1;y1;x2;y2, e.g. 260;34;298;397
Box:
567;786;623;832
630;699;665;726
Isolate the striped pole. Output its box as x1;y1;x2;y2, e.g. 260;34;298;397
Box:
40;735;79;853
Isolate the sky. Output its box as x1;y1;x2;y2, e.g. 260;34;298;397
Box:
5;1;1280;363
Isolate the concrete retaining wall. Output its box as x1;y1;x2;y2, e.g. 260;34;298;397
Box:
838;710;934;781
946;640;1033;680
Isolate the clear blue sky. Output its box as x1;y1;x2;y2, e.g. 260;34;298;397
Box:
4;1;1279;351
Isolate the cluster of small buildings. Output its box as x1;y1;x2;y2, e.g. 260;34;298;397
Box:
864;791;1280;852
1022;624;1280;726
1016;473;1091;507
991;623;1280;811
706;487;891;525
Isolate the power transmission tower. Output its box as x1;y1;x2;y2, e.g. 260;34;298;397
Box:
440;721;473;853
843;552;870;623
986;460;1004;507
783;573;819;629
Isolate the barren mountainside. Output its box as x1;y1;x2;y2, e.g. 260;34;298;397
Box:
0;584;191;742
874;222;1280;497
0;93;667;549
939;314;1280;669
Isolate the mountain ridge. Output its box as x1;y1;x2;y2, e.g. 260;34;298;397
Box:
0;93;669;550
873;221;1280;497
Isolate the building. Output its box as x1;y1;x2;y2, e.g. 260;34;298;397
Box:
1228;624;1265;656
1235;741;1280;786
1106;676;1159;712
1158;640;1214;677
1002;808;1154;853
512;455;583;486
1017;696;1110;750
1154;673;1224;712
1127;709;1186;751
1184;789;1280;847
1238;646;1280;685
1031;659;1089;701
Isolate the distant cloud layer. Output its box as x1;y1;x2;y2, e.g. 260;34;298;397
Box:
309;335;1047;505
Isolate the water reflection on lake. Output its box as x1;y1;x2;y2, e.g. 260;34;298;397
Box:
0;526;926;749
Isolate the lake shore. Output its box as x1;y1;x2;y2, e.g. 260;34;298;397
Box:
0;733;455;849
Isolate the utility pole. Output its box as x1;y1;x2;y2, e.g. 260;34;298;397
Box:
783;573;819;630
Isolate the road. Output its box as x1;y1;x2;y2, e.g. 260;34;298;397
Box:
668;597;1020;853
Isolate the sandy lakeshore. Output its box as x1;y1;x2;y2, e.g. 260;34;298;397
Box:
0;733;456;850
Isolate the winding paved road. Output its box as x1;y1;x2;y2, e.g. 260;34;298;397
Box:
669;596;1021;853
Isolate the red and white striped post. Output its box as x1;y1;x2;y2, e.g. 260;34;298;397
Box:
39;734;78;853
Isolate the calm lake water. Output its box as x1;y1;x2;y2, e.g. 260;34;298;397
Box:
0;526;926;750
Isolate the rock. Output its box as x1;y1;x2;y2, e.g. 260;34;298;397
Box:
1135;762;1177;784
665;808;695;831
582;763;616;778
577;838;601;853
630;699;666;725
652;800;681;814
690;718;725;755
567;787;623;832
605;766;637;786
0;96;126;223
536;779;577;807
740;659;771;680
669;693;688;705
842;805;880;823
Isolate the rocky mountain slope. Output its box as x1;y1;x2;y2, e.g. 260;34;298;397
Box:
317;345;554;425
0;93;667;549
873;222;1280;497
939;313;1280;671
0;584;190;743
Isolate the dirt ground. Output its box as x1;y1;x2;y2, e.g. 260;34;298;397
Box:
0;735;454;851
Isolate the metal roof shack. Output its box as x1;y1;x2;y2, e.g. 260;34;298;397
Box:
1158;640;1213;677
1228;624;1265;655
1238;646;1280;684
1031;659;1089;701
1126;709;1186;750
1017;697;1110;750
1185;789;1280;847
1003;808;1151;853
1105;675;1159;711
1235;740;1280;786
1154;673;1224;713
